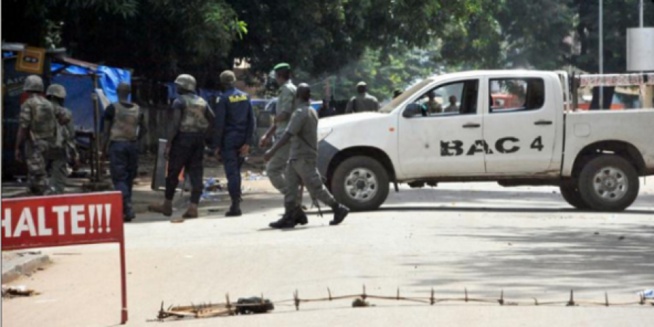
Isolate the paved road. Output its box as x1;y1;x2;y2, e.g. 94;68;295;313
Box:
2;179;653;326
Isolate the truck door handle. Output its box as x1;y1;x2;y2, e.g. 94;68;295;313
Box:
462;123;480;128
534;120;552;126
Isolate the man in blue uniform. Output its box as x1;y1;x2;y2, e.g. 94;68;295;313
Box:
102;83;145;222
213;70;255;217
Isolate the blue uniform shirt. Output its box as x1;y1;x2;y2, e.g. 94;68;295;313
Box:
213;87;255;148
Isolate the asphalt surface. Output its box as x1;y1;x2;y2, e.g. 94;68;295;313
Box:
2;177;653;326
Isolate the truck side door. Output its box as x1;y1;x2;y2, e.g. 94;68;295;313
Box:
398;79;485;178
483;76;558;174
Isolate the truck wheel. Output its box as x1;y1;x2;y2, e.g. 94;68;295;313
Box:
331;156;389;211
559;180;589;210
578;155;639;212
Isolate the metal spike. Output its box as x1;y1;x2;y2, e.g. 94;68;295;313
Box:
430;288;435;305
397;287;400;300
328;288;332;301
639;293;645;305
225;294;231;310
605;292;609;307
498;290;504;306
294;290;300;311
533;297;539;306
362;284;367;300
566;289;575;306
465;288;468;303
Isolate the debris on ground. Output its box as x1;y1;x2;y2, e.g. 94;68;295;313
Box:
641;289;654;299
200;178;225;202
352;298;371;307
2;285;39;298
156;296;274;321
244;171;264;181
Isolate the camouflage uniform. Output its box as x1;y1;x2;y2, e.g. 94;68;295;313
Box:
266;80;296;194
20;93;57;194
50;105;77;194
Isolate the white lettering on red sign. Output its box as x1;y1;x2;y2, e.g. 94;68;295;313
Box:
1;204;113;238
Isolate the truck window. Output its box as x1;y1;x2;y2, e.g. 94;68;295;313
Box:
406;80;479;117
490;78;545;113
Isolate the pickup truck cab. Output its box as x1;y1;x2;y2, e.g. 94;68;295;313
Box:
317;70;654;212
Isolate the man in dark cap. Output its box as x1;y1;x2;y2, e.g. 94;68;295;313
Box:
213;70;256;217
264;83;349;228
345;81;379;113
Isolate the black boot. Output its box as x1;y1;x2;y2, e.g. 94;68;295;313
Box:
225;198;242;217
269;203;299;229
329;204;349;226
293;208;308;226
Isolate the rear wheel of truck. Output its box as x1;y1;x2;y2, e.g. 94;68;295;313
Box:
559;180;590;210
578;155;639;212
331;156;389;211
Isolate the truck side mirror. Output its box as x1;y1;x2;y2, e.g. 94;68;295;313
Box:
402;103;423;118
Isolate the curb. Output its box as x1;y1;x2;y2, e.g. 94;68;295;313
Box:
1;252;51;284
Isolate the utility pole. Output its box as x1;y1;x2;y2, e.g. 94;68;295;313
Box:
599;0;608;110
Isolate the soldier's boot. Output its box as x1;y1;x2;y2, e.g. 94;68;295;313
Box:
148;199;173;216
269;204;299;229
225;199;242;217
124;203;136;222
329;204;350;226
294;208;308;226
182;203;199;219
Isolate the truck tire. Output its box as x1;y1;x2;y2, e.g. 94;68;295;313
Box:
559;180;590;210
331;156;389;211
577;155;639;212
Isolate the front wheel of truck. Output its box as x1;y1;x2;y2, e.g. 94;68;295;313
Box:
578;155;639;212
331;156;390;211
559;180;590;210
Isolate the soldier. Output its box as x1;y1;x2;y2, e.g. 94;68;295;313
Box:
264;83;349;229
14;75;57;195
149;74;214;222
46;84;79;194
423;91;442;115
259;63;296;196
213;70;255;216
345;81;380;113
102;83;145;222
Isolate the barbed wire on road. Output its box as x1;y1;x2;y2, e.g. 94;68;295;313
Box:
152;286;654;322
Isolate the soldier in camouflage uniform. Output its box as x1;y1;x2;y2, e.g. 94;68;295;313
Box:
345;81;380;113
102;83;145;222
264;84;350;229
46;84;79;194
15;75;57;195
259;63;296;195
149;74;215;222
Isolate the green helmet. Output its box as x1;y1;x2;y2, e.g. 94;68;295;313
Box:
220;70;236;84
23;75;44;92
175;74;196;92
46;84;67;99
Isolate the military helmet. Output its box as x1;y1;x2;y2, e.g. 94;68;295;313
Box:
220;70;236;84
174;74;197;91
46;84;67;99
23;75;44;92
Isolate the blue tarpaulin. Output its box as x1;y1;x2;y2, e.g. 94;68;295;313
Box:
50;62;131;131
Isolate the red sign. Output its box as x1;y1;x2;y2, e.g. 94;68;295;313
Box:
1;192;128;324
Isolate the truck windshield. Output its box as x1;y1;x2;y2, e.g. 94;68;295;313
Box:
379;78;435;113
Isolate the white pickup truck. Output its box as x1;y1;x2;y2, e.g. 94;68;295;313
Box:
317;70;654;212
